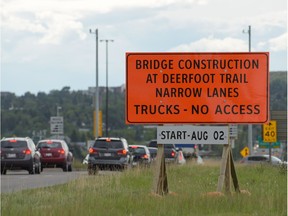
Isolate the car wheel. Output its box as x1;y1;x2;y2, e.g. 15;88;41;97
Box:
1;168;7;175
29;162;35;175
93;166;99;175
88;167;93;175
88;165;98;175
63;163;68;172
68;164;72;172
36;162;41;174
118;165;126;172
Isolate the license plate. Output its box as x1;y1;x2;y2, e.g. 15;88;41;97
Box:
46;153;52;157
7;153;16;158
132;162;138;166
104;153;111;157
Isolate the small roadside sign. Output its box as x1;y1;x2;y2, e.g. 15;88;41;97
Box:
263;120;277;143
240;147;249;157
157;125;228;144
50;116;64;135
229;124;238;139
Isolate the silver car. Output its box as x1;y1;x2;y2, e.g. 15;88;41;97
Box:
240;155;286;166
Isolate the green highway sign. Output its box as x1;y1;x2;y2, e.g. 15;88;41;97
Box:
258;137;280;148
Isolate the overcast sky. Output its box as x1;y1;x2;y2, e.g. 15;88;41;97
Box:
1;0;287;96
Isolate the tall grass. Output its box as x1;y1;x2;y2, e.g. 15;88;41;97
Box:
1;161;287;216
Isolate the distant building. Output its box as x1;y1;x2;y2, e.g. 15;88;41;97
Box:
0;92;14;97
82;84;125;96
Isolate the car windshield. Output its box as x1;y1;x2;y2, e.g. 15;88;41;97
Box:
248;156;267;161
38;142;61;148
149;141;157;148
94;140;123;149
0;140;27;148
148;148;157;154
130;147;145;154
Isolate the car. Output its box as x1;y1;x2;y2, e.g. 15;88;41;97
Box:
129;145;151;167
36;139;73;172
0;137;41;175
148;147;157;162
148;140;178;163
88;137;131;174
240;155;287;167
148;139;158;148
164;144;179;163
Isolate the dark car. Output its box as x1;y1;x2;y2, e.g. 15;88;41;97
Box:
1;137;41;175
129;145;151;167
148;147;158;162
164;144;178;163
37;139;73;172
88;137;131;174
148;140;158;148
148;140;178;163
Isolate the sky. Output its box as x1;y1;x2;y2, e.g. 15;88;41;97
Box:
1;0;287;96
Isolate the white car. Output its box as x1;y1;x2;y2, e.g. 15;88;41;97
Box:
240;155;286;166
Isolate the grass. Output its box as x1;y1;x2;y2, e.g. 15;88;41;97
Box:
1;160;287;216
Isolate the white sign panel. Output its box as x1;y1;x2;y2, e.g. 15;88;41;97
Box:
50;116;64;134
157;125;229;144
229;124;238;139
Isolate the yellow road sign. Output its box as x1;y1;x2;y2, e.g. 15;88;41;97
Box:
240;147;249;157
263;120;277;143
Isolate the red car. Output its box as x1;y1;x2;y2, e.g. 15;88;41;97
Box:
36;139;73;172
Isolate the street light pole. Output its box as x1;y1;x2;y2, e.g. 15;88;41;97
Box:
243;25;253;154
248;25;251;52
57;106;62;116
100;39;113;137
89;29;99;139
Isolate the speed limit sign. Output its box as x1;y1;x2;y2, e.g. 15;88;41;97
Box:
263;120;277;143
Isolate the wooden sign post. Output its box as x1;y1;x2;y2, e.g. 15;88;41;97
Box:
217;144;240;194
153;144;169;196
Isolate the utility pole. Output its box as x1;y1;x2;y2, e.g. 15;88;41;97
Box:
57;106;62;116
243;25;253;154
100;39;113;137
89;29;99;139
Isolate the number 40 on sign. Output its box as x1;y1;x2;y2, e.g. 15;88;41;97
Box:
263;120;277;143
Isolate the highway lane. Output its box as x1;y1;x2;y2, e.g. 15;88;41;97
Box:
1;168;87;194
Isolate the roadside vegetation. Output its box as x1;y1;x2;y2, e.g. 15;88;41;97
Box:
1;161;287;216
0;72;287;161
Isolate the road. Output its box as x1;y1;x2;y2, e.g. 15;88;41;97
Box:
1;169;87;194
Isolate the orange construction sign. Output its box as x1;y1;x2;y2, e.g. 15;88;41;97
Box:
126;52;269;124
